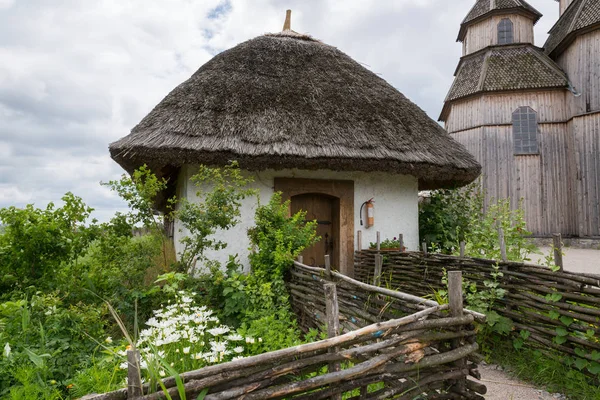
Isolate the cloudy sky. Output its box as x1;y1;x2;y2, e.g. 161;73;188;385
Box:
0;0;560;221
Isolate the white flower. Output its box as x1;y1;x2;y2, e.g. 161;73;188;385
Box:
105;336;113;344
183;347;190;354
159;370;166;377
227;333;243;341
208;326;230;336
3;343;11;358
245;337;255;344
233;346;244;354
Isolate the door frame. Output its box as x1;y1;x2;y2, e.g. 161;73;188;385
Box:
274;178;354;276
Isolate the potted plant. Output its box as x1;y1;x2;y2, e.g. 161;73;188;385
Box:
369;237;406;251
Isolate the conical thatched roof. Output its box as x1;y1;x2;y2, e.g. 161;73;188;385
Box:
110;30;481;190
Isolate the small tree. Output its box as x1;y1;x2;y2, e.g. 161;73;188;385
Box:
176;162;257;273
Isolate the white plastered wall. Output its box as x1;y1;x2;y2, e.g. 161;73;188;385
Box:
174;166;419;273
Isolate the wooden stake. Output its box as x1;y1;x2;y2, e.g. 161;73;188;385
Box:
282;9;291;31
447;271;466;393
373;254;382;287
376;231;381;251
297;255;303;264
127;350;142;398
398;234;404;251
498;226;507;262
460;241;466;257
553;233;564;272
422;242;428;254
357;230;362;251
324;283;341;400
325;254;331;277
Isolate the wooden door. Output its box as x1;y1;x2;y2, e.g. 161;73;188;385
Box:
291;193;337;267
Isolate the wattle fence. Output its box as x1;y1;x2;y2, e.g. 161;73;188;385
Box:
354;249;600;373
84;260;486;400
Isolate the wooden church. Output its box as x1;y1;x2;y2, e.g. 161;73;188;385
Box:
441;0;600;238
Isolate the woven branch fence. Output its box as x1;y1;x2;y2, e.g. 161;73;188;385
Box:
84;259;486;400
354;248;600;370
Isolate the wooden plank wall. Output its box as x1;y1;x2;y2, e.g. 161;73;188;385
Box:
463;14;534;55
573;114;600;236
452;123;578;236
557;30;600;116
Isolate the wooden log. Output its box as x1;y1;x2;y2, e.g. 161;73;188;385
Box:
357;230;362;251
422;242;428;254
376;231;380;251
325;255;331;277
324;283;341;400
553;233;564;272
498;226;507;262
373;254;382;287
127;350;143;398
460;241;466;257
399;233;404;251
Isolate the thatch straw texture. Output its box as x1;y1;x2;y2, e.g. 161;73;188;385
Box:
110;32;480;190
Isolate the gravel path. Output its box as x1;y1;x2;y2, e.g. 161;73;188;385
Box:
478;364;567;400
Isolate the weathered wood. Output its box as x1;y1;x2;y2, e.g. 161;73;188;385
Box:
497;226;507;262
325;254;331;277
398;234;404;251
422;242;428;254
357;230;362;251
325;283;342;400
373;254;382;287
376;231;380;251
460;241;466;257
553;233;564;272
127;350;143;398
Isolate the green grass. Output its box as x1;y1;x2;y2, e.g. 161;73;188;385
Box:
488;338;600;400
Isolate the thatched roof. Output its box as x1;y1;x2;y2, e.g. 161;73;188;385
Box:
110;30;481;190
458;0;542;41
545;0;600;57
440;44;568;121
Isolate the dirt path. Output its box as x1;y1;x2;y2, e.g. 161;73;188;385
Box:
479;364;567;399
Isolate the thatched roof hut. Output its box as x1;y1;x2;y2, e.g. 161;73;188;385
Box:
110;24;480;191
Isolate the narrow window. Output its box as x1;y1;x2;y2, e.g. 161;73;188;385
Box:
513;106;538;155
498;18;514;44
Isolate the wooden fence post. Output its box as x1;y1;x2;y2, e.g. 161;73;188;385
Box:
398;234;404;251
373;254;382;287
324;283;341;400
127;350;142;398
553;233;564;272
376;231;381;251
325;254;331;277
459;241;466;257
498;226;507;262
357;230;362;251
448;271;466;394
422;242;428;255
297;255;303;264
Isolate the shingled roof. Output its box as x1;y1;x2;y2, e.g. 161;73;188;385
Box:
440;44;568;120
110;30;481;191
544;0;600;57
458;0;542;41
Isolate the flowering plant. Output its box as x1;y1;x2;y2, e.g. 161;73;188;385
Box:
369;237;405;250
118;291;256;379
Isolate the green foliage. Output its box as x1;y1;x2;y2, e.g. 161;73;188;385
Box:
247;192;319;280
419;182;482;253
176;162;257;272
0;294;107;396
459;199;536;261
368;237;404;250
489;337;600;400
0;193;95;292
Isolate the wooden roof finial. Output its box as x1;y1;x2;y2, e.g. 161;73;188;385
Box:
283;9;291;31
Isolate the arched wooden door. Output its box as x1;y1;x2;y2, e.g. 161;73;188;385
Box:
291;193;340;267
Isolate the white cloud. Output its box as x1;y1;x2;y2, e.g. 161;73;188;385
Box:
0;0;562;221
